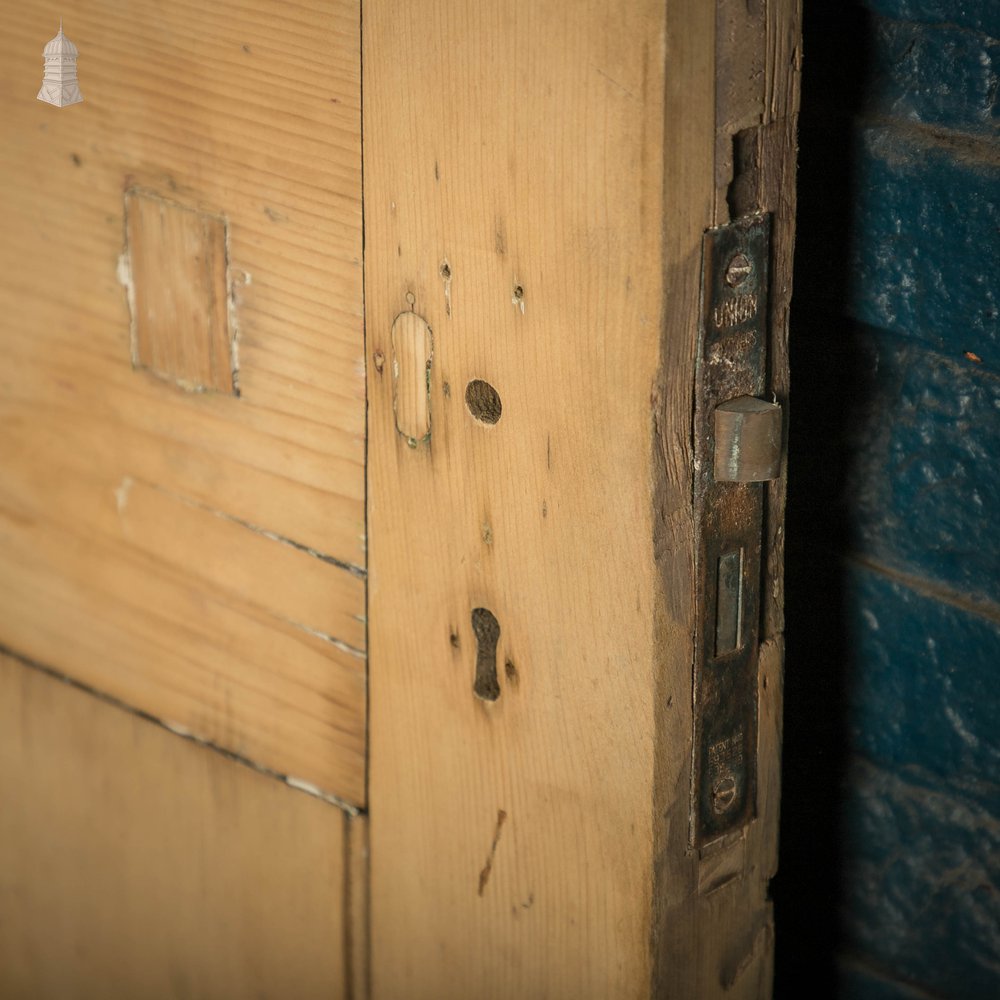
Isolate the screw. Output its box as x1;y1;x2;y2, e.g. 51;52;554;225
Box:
711;774;738;814
725;253;752;288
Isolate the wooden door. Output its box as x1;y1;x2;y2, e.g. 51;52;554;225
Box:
0;2;800;998
0;2;368;995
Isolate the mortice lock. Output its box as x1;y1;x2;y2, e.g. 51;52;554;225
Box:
692;214;783;846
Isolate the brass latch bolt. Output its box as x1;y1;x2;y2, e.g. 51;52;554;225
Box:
714;396;782;483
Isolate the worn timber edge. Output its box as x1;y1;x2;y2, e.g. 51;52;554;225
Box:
652;0;800;996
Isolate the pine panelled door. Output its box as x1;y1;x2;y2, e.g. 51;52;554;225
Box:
0;2;799;997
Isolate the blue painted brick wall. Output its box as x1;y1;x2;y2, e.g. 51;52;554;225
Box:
837;3;1000;991
838;960;952;1000
865;0;1000;38
840;755;1000;997
868;18;1000;135
845;565;1000;802
847;124;999;362
782;3;1000;997
844;328;1000;597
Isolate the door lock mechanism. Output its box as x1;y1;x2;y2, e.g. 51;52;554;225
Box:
692;214;781;846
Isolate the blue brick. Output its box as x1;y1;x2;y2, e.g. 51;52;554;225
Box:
840;757;1000;998
837;958;943;1000
863;0;1000;38
843;330;1000;600
847;123;1000;361
869;17;1000;135
845;562;1000;802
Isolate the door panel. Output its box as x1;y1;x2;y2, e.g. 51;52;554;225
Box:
0;1;800;996
0;1;366;803
0;651;366;999
364;0;798;996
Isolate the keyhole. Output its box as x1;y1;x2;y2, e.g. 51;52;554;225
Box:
471;607;500;701
465;379;502;424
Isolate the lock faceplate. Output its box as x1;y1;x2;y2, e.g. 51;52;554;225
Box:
692;214;773;846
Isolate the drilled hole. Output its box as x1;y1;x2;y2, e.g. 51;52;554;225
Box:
465;379;502;424
471;607;500;701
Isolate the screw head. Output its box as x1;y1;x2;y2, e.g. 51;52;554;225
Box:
711;773;738;814
725;253;752;288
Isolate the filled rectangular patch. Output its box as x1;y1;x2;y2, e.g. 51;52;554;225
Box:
124;189;234;394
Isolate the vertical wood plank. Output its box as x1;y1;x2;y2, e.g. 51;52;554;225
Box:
365;0;798;995
365;2;669;996
688;0;801;995
347;811;372;1000
652;0;719;993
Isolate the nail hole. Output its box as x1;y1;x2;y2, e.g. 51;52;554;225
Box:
513;285;524;301
504;659;519;687
465;379;502;424
440;261;451;280
472;607;500;701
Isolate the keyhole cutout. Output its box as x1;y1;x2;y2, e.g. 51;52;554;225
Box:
465;379;502;424
471;607;500;701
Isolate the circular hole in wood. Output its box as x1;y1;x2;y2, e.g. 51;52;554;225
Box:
465;379;502;424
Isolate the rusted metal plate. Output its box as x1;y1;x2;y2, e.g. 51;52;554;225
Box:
692;214;771;846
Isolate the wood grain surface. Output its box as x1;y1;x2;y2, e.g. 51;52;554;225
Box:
0;0;367;803
365;1;799;997
365;2;669;996
125;188;234;394
0;1;799;995
0;651;364;1000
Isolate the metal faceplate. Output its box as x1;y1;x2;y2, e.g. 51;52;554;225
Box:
692;214;772;846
